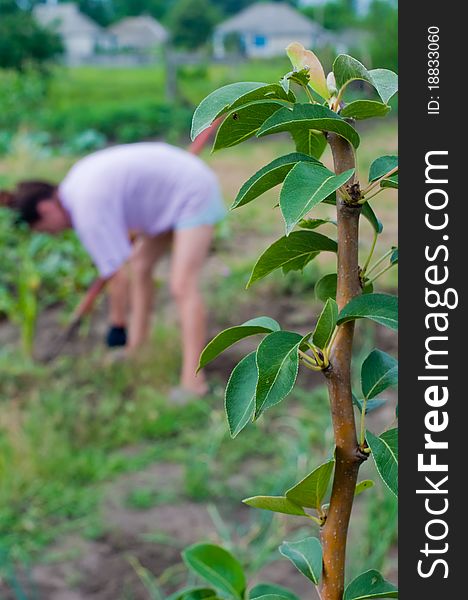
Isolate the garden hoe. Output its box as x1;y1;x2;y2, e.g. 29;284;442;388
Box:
41;277;107;363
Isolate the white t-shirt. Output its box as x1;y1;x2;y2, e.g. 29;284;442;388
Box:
59;143;219;277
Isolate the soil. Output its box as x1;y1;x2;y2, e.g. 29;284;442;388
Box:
1;460;316;599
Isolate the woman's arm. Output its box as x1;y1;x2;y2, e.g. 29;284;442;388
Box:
187;117;222;155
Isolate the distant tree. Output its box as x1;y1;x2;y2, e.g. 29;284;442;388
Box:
365;0;397;71
301;0;357;30
167;0;221;50
0;0;63;71
75;0;113;25
215;0;298;14
111;0;177;22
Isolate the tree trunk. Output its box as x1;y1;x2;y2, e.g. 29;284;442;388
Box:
320;133;365;600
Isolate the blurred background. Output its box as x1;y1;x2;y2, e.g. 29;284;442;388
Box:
0;0;397;598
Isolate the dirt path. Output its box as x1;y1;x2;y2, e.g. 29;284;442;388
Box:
2;461;316;599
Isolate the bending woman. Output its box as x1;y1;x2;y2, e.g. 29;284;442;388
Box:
3;142;226;397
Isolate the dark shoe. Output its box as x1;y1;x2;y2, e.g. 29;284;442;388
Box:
106;325;127;348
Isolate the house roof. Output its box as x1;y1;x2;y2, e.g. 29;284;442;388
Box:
216;2;321;36
33;2;103;36
109;15;169;47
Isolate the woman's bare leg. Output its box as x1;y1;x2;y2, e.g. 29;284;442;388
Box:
170;225;213;395
128;232;172;351
107;266;129;327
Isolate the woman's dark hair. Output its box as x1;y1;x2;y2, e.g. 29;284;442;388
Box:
0;181;57;225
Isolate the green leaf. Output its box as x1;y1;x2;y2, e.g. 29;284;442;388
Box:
355;480;375;497
279;537;322;585
338;293;398;331
334;54;371;89
369;156;398;186
390;247;398;265
280;162;354;234
213;101;285;151
344;569;398;600
257;104;360;149
199;317;280;370
299;217;335;230
286;42;329;99
291;128;327;159
312;299;338;350
282;252;320;274
381;176;398;189
353;395;387;414
366;429;398;497
248;231;337;287
250;583;299;600
232;153;320;209
315;273;337;302
225;351;257;438
243;495;307;517
362;349;398;400
191;82;293;139
361;202;384;234
368;69;399;105
170;589;220;600
255;331;302;418
333;55;398;104
340;100;390;120
286;459;334;509
280;67;311;95
249;596;294;600
182;544;246;599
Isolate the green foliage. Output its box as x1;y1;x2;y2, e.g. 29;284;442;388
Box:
198;316;280;371
0;1;63;71
248;231;337;287
243;495;309;518
281;162;354;233
286;43;329;99
257;104;361;149
365;1;398;73
0;209;95;355
232;153;319;209
214;101;285;151
369;156;398;189
301;1;357;32
354;480;375;497
191;82;294;141
315;273;338;302
255;331;303;418
340;100;391;120
312;299;338;350
167;0;221;50
366;429;398;497
279;537;322;584
344;569;398;600
225;351;258;438
182;543;246;598
333;55;398;104
338;293;398;330
249;583;299;600
286;459;334;510
361;350;398;400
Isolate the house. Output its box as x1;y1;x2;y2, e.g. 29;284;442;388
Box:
213;2;329;59
109;16;169;54
33;2;112;65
